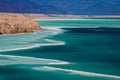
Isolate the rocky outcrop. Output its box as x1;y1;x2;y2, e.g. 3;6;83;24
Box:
0;13;43;34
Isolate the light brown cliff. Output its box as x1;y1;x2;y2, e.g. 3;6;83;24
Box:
0;13;43;34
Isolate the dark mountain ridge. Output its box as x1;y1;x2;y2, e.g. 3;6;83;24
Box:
0;0;120;15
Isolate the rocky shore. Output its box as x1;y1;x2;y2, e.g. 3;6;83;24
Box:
0;13;43;34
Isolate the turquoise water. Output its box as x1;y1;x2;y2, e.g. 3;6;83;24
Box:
0;19;120;80
36;19;120;27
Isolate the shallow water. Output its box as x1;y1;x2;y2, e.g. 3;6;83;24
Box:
0;19;120;80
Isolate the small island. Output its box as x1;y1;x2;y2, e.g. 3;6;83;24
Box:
0;13;43;34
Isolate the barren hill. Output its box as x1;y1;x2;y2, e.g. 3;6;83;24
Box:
0;13;42;34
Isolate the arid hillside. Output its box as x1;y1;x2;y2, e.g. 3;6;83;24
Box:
0;13;43;34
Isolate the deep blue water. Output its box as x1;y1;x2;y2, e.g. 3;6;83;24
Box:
0;19;120;80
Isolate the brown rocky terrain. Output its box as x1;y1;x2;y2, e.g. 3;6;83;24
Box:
0;13;43;34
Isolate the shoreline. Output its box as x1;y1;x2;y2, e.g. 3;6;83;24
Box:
35;18;120;21
0;31;36;36
23;13;120;19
